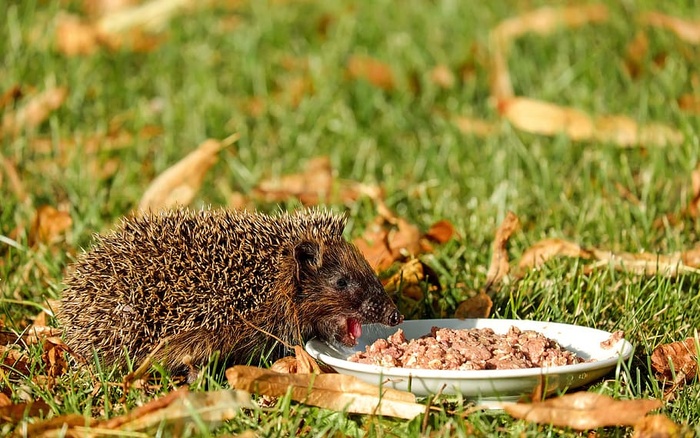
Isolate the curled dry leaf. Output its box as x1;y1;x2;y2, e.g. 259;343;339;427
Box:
517;238;592;275
452;115;497;137
454;291;493;319
504;392;662;430
28;205;73;247
226;365;424;420
484;211;519;289
1;87;68;136
270;345;323;374
499;97;683;147
382;259;443;319
252;156;333;205
138;135;238;212
641;12;700;45
41;337;71;383
346;55;396;91
651;337;698;383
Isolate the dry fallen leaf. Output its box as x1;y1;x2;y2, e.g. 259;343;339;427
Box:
104;388;251;433
430;65;456;89
382;259;443;319
517;238;592;275
632;414;684;438
1;87;68;136
651;337;698;383
484;211;519;290
226;365;424;420
0;85;23;111
641;12;700;45
252;156;333;205
347;55;396;91
270;346;323;374
454;291;493;319
41;337;71;384
452;115;497;137
138;134;238;212
28;205;73;247
623;31;649;79
499;97;684;147
0;399;52;424
504;392;662;430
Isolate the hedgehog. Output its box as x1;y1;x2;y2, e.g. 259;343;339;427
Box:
58;208;403;379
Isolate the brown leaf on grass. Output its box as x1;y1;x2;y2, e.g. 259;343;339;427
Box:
517;236;700;277
623;31;649;79
452;115;497;137
101;388;251;432
641;12;700;45
504;392;662;430
0;399;52;424
56;0;194;56
517;238;593;275
382;259;443;319
347;55;396;91
1;87;68;136
424;220;456;244
0;85;23;111
41;337;71;384
55;13;103;56
138;134;238;212
485;211;519;289
430;65;455;89
632;414;683;438
83;0;138;17
678;94;700;113
26;388;251;436
454;291;493;319
489;5;609;100
354;216;422;272
226;365;424;419
499;97;683;147
0;345;31;376
271;346;323;374
252;156;333;205
28;205;73;247
651;337;698;383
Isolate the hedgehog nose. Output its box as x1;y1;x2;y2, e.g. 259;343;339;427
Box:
387;309;403;326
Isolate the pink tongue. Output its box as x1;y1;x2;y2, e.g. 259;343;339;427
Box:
348;318;362;340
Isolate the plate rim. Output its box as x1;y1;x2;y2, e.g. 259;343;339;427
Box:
305;318;634;380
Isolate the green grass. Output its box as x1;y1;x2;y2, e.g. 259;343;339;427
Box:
2;0;700;436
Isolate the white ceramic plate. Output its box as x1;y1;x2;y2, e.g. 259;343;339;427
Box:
306;319;633;400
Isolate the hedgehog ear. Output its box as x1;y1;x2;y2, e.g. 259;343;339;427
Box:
294;240;323;280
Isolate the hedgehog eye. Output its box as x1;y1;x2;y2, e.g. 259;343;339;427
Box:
335;277;349;290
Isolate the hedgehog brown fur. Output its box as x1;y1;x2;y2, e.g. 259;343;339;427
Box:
58;208;402;378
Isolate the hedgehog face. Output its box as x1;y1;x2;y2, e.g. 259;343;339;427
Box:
293;239;403;347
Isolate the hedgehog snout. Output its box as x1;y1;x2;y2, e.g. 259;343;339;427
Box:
359;295;403;327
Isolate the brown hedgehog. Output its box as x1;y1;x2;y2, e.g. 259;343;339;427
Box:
58;208;402;378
